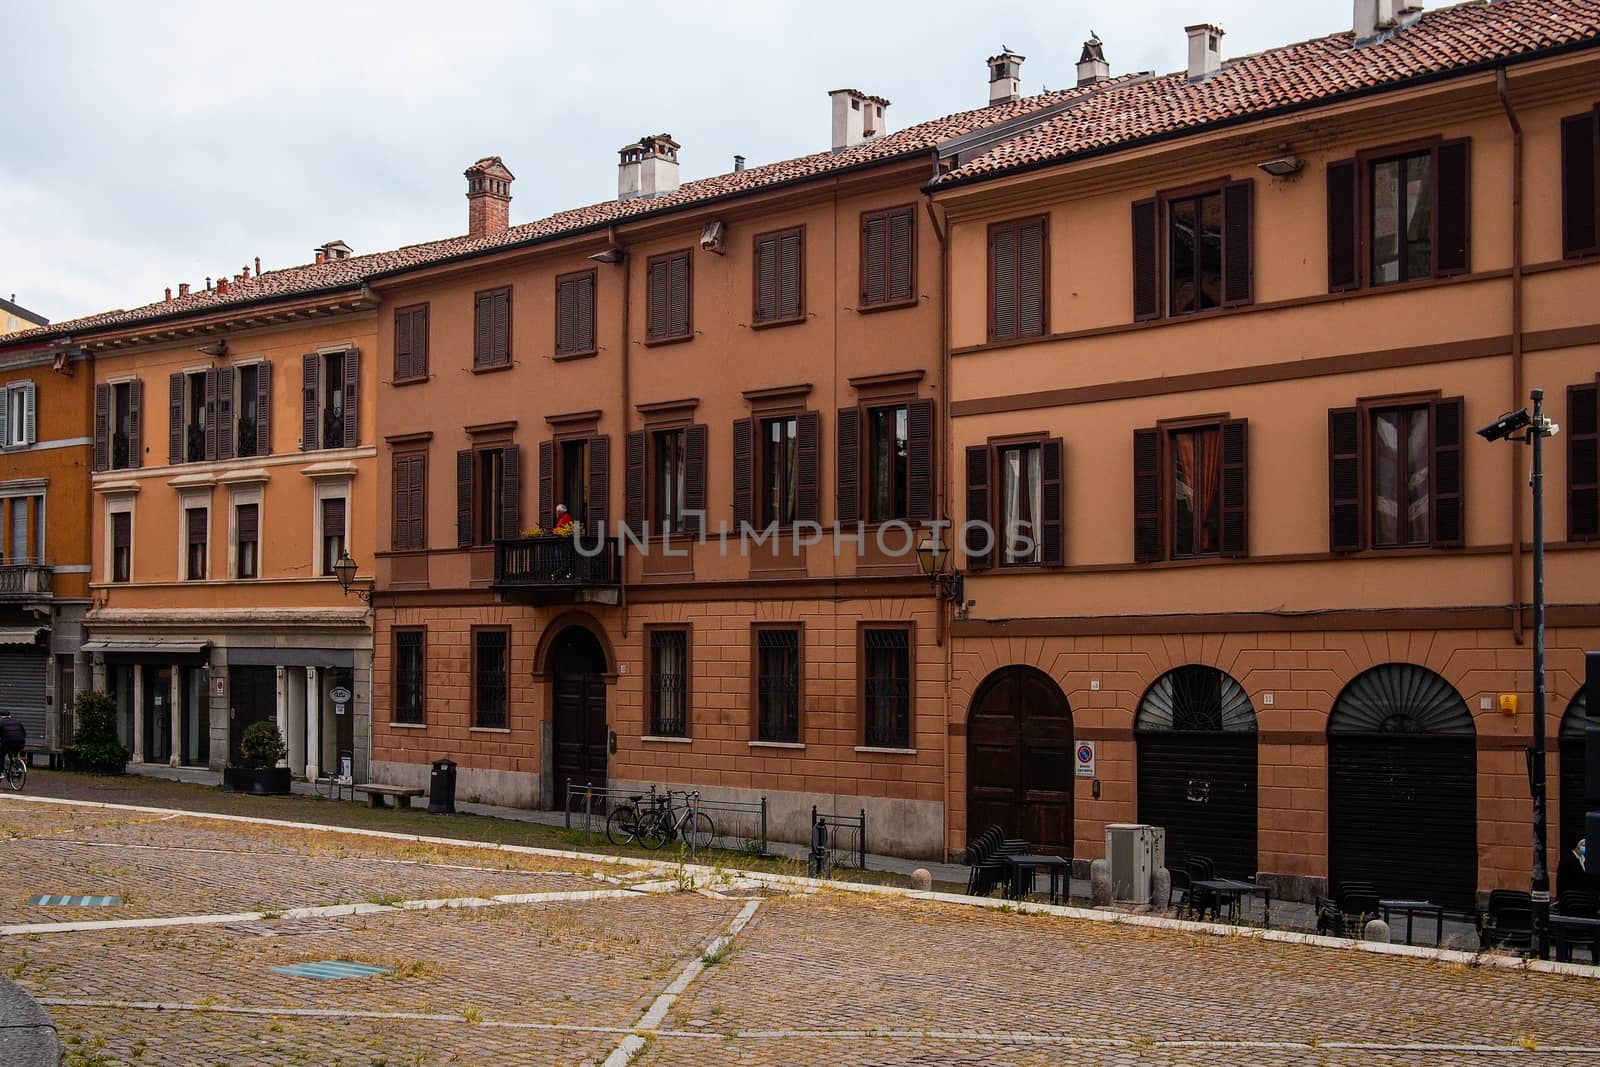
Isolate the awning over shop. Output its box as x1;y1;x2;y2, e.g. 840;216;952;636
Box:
0;627;47;647
82;640;210;656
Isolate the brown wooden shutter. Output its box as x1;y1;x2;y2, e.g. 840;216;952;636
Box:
1131;198;1160;321
203;368;219;460
392;453;411;550
668;252;691;337
1221;178;1254;307
501;443;521;537
322;497;346;545
1561;110;1600;259
474;292;492;366
237;502;258;543
836;407;860;525
127;378;143;467
412;305;429;378
215;366;235;462
888;207;915;304
556;277;577;354
187;507;207;546
625;429;647;530
407;454;425;549
795;411;820;525
1326;157;1360;292
1567;380;1599;541
493;291;510;365
778;230;803;321
576;273;594;353
456;449;474;547
683;424;707;535
301;353;320;451
93;383;109;471
256;360;272;456
732;418;754;530
1132;427;1162;563
647;257;669;339
964;445;992;571
1018;218;1046;338
342;349;360;448
1432;138;1471;277
168;372;184;464
1430;396;1465;547
395;307;414;380
754;234;778;323
908;398;935;524
538;440;555;529
1328;406;1365;553
989;223;1017;340
1220;418;1249;557
861;213;888;304
1040;437;1064;567
587;435;610;533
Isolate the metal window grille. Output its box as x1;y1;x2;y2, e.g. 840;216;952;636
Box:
863;628;910;748
650;629;688;737
474;630;508;728
757;628;800;742
395;630;425;725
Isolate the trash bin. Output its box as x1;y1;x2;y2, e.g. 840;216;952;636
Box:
428;758;457;815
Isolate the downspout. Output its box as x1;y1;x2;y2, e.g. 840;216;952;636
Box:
613;225;632;639
1497;67;1525;645
923;182;952;861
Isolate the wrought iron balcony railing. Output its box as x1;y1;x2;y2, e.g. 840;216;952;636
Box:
492;536;619;603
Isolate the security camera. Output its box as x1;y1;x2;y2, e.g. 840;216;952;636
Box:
1477;407;1530;442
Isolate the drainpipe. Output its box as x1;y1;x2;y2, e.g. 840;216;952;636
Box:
1497;67;1525;644
613;225;632;638
923;183;953;860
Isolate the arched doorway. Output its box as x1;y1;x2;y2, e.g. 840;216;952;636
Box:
548;625;609;805
1559;688;1589;856
966;666;1073;856
1328;663;1477;911
1135;665;1258;880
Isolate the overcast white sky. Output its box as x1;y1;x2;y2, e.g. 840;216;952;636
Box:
1;0;1357;325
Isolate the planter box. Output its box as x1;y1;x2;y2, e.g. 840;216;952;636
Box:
223;766;292;796
61;750;126;776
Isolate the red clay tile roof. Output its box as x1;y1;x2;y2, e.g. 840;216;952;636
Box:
940;0;1600;185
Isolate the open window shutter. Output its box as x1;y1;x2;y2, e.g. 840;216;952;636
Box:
647;258;669;339
1018;218;1045;337
1326;157;1360;292
501;443;521;536
215;367;235;461
732;418;754;530
301;353;320;451
836;407;860;525
989;223;1017;340
127;378;142;467
1432;138;1471;278
395;307;414;380
456;449;473;547
888;208;914;303
1430;396;1464;547
1328;406;1365;553
1560;110;1600;258
964;445;992;571
861;213;888;304
625;429;647;529
93;383;109;470
256;360;272;456
538;441;555;529
203;368;218;460
1221;178;1254;307
1131;198;1160;321
392;454;411;550
1132;427;1162;563
342;349;360;448
1567;380;1599;541
168;371;184;464
755;236;778;322
778;231;803;320
1220;418;1249;557
684;423;707;535
1040;437;1064;567
474;293;492;365
795;411;820;525
908;398;935;524
669;253;690;336
588;435;610;532
22;381;35;446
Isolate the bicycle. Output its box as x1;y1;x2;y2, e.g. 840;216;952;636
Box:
2;750;26;792
636;790;714;852
606;786;666;847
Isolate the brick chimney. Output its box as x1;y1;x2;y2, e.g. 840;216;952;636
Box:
987;51;1024;105
1076;35;1110;87
465;156;515;238
617;135;681;201
179;283;190;297
829;90;890;152
1185;24;1224;82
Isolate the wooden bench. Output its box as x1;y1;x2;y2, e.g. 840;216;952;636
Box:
354;783;424;810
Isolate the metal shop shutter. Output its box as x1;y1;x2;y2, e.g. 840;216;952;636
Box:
0;647;49;745
1137;732;1259;881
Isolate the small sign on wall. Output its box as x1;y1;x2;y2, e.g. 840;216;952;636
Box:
214;678;225;697
1075;741;1096;779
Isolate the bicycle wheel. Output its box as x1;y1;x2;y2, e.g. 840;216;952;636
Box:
4;755;24;792
686;811;714;851
637;809;672;850
606;806;641;847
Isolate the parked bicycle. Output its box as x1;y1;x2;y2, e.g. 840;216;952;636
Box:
2;749;26;792
606;785;667;847
606;787;714;851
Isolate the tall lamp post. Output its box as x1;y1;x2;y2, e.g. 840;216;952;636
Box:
1477;388;1560;958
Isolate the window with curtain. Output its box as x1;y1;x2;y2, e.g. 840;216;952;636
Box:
1371;405;1431;547
649;629;688;737
1170;427;1223;557
1370;152;1433;284
999;443;1042;566
653;429;686;531
761;416;798;526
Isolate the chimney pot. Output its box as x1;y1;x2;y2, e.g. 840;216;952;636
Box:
179;283;190;297
464;156;515;238
734;154;746;173
316;250;325;264
1354;0;1422;42
1076;35;1110;87
254;256;261;276
617;134;681;201
205;277;212;291
216;277;231;295
1185;24;1224;82
828;90;891;152
986;51;1025;105
242;265;250;280
165;287;172;302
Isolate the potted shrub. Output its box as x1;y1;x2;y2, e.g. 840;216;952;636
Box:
63;690;129;775
222;720;292;795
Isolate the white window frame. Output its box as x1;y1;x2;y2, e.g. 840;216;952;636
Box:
233;357;266;460
0;481;46;565
177;488;212;582
2;380;36;450
310;476;352;578
104;493;136;583
228;485;264;580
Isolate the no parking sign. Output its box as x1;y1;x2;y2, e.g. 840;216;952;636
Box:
1075;741;1096;778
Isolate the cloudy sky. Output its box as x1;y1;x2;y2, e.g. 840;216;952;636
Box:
2;0;1353;325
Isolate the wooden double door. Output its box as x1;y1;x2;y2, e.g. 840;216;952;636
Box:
966;666;1074;856
550;628;609;807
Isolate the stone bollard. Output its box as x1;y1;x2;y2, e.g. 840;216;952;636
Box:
1150;867;1172;911
909;868;933;892
1089;858;1113;906
1363;918;1391;943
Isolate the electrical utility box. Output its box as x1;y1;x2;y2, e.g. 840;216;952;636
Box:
1105;823;1166;904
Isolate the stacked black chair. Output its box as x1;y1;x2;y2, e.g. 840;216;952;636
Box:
1477;889;1535;953
962;825;1028;897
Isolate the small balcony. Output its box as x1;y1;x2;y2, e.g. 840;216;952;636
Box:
493;536;620;605
0;563;52;602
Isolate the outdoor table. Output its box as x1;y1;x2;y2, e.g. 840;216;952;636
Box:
1193;878;1271;928
1379;899;1445;946
1000;854;1071;904
1549;914;1600;963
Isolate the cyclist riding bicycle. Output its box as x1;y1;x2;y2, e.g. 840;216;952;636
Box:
0;710;26;763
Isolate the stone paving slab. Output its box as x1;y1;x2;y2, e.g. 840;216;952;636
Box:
0;804;170;841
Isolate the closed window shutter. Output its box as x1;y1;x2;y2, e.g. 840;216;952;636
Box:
492;292;509;366
836;407;860;525
1560;109;1600;259
1221;178;1254;307
455;449;473;547
732;418;754;530
392;453;411;550
203;369;219;460
301;353;320;451
989;223;1017;340
395;307;414;380
907;398;935;523
556;279;576;354
588;434;610;532
647;258;669;339
501;443;521;537
964;445;992;571
1432;138;1471;277
215;366;234;461
1430;396;1465;547
407;455;425;549
188;508;207;546
474;293;492;366
93;383;109;471
1328;406;1364;553
1133;427;1162;563
1040;437;1064;567
1220;418;1249;557
128;378;142;467
342;349;360;448
1131;198;1160;321
411;305;429;377
168;371;184;464
577;274;594;353
669;252;691;337
256;360;272;456
1568;380;1599;541
888;208;914;303
861;213;888;304
683;424;707;535
1017;218;1046;337
1326;157;1360;292
625;429;647;530
22;381;35;446
795;411;820;525
778;230;803;320
538;440;555;529
755;235;778;322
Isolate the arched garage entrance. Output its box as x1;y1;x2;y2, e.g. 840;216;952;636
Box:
1328;663;1477;911
1135;665;1258;880
1559;688;1588;857
966;666;1073;857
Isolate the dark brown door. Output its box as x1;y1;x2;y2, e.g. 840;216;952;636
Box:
967;666;1074;857
228;666;277;764
143;667;172;764
550;628;608;806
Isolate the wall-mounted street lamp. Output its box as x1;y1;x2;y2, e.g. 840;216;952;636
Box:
915;532;967;621
332;549;373;606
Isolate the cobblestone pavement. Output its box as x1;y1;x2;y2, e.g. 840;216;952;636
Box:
4;796;1599;1067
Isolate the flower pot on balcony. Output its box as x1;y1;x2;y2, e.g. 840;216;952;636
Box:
222;766;292;795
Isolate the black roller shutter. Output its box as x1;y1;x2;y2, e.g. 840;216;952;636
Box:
0;648;47;749
1137;732;1258;881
